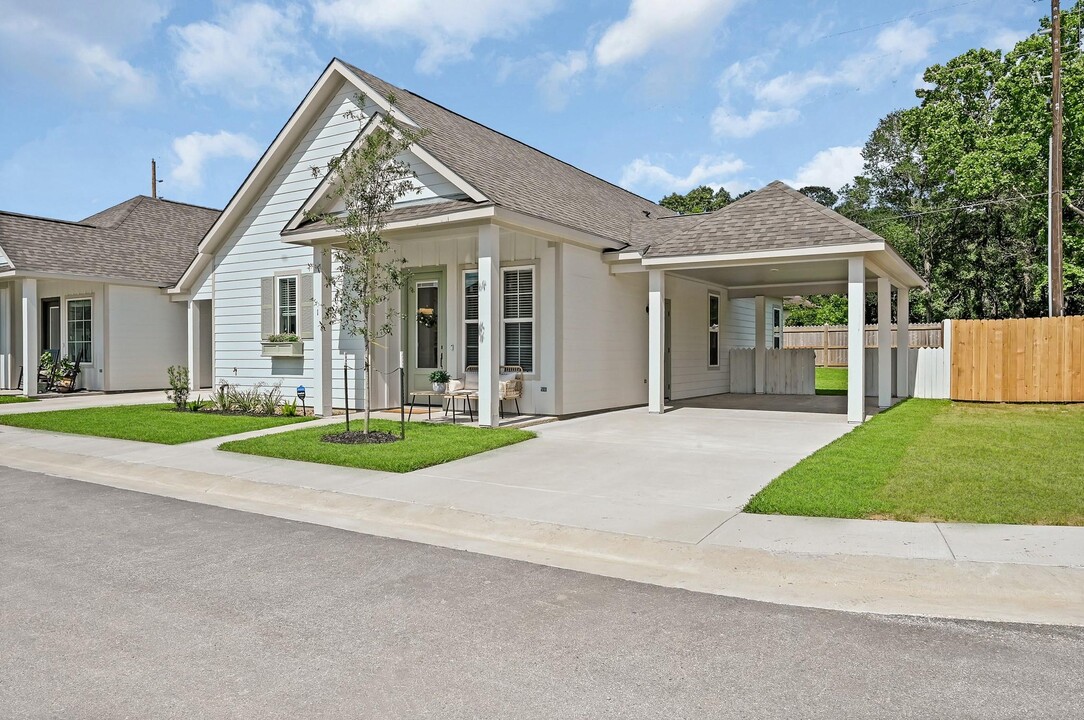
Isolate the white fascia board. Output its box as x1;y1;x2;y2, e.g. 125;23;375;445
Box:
333;59;418;128
173;61;357;293
878;246;927;289
603;250;644;263
491;207;625;250
409;143;487;203
280;205;498;246
641;242;886;271
2;270;164;288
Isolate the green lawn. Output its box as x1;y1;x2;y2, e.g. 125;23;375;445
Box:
221;419;535;473
0;396;36;404
745;400;1084;525
0;404;310;444
815;367;848;395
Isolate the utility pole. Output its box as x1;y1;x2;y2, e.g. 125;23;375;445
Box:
1049;0;1065;316
151;159;158;199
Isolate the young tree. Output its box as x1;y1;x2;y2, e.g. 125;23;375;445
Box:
309;95;425;436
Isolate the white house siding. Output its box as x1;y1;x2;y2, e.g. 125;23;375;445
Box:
664;274;729;401
560;244;648;415
106;285;187;391
197;82;364;402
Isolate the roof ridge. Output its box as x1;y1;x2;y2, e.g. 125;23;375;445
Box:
767;181;881;241
142;195;223;213
339;60;672;216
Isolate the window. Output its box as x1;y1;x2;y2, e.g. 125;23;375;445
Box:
502;267;534;373
66;298;92;363
277;276;298;335
772;306;783;349
464;271;478;370
708;293;720;367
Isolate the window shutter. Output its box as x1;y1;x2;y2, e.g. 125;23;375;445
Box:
260;277;274;339
299;273;315;339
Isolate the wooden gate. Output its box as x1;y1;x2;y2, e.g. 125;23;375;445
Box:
951;316;1084;402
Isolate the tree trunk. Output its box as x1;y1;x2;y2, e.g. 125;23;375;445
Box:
363;307;373;435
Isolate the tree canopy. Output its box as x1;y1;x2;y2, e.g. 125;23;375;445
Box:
659;185;733;214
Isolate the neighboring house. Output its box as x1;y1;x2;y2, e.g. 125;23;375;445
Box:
169;59;923;425
0;197;219;394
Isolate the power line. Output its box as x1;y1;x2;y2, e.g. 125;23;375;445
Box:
817;1;982;40
862;189;1081;228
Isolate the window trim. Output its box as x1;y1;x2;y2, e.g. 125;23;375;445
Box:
772;304;783;350
500;265;535;374
276;274;299;336
707;292;720;368
460;262;539;377
462;268;479;372
65;296;93;365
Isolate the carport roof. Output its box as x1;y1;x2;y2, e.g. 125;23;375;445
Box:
640;181;886;257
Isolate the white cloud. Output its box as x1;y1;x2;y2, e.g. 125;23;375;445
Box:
784;146;863;191
594;0;741;67
312;0;558;74
711;106;799;138
172;3;319;106
0;0;163;104
537;51;589;111
986;27;1028;52
620;155;746;194
756;20;936;107
170;131;262;189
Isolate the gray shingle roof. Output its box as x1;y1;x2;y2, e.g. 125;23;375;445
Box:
0;196;220;286
340;61;673;244
643;181;886;258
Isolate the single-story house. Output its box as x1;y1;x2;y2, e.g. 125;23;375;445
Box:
0;196;219;394
168;59;923;425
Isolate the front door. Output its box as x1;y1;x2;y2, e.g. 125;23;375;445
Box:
408;272;445;398
41;299;61;354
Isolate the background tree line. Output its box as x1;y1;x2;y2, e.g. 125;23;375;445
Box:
660;3;1083;324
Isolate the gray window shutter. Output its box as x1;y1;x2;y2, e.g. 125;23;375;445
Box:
260;277;274;339
299;273;315;339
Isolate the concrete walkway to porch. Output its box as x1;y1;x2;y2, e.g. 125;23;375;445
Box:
0;397;1081;625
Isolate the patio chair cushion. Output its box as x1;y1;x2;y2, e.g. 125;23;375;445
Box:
463;371;478;390
447;379;464;393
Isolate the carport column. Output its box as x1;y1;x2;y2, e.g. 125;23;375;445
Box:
754;294;766;394
647;269;666;413
21;278;38;397
877;276;892;408
896;286;910;398
477;224;500;427
187;300;201;392
313;246;333;417
846;257;865;423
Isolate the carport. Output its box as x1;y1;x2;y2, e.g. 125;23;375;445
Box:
609;182;926;423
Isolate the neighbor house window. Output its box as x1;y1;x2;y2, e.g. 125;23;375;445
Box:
277;275;298;335
708;293;720;367
66;298;92;363
464;271;478;370
502;267;534;373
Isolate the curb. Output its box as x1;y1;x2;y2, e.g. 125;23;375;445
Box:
3;444;1083;627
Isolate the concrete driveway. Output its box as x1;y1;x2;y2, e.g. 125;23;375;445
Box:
412;398;855;540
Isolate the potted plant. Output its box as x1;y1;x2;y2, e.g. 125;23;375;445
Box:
261;333;304;358
429;369;451;394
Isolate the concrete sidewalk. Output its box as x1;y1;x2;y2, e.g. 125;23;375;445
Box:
0;420;1081;626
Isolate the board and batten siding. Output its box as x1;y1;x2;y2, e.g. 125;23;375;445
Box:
665;275;729;401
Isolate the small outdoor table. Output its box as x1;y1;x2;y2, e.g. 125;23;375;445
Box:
407;391;446;420
445;391;477;423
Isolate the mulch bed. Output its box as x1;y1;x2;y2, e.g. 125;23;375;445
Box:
321;430;401;445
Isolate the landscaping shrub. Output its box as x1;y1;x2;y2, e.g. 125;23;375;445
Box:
166;366;190;411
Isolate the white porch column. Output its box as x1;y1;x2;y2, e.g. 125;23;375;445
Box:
754;294;767;394
647;269;666;413
0;286;10;389
847;257;865;423
896;286;910;398
187;300;201;391
477;224;501;427
21;279;38;397
877;276;892;408
313;246;333;417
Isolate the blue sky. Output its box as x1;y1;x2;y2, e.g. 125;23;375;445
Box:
0;0;1044;221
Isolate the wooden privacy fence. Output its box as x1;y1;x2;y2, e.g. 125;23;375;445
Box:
783;323;943;366
951;316;1084;402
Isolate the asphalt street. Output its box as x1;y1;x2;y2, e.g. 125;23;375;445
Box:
1;466;1080;719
